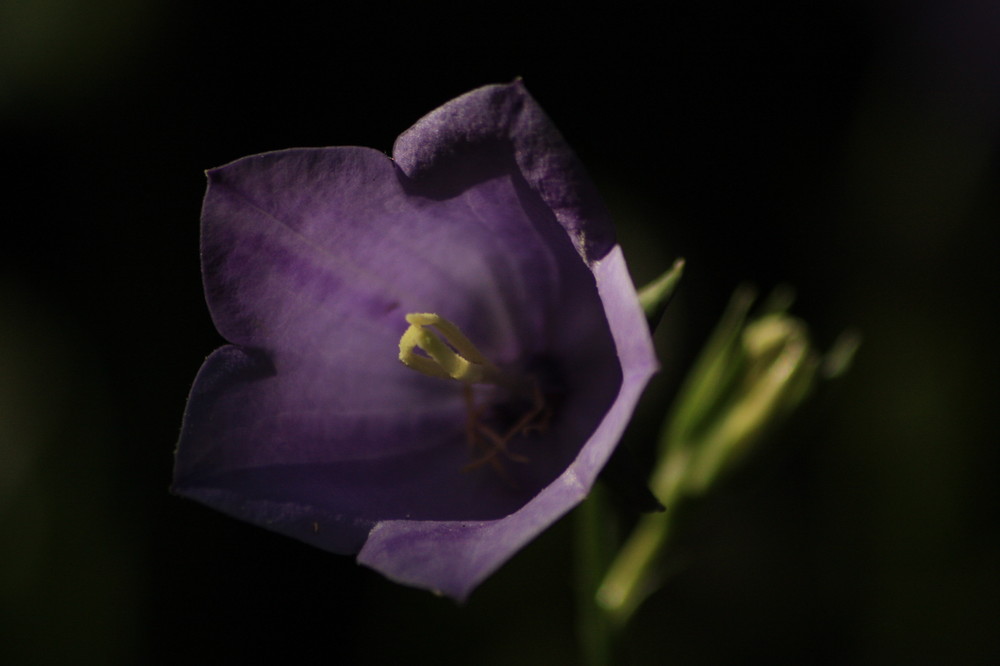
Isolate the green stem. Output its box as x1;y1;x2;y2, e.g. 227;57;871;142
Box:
574;486;619;666
595;446;687;626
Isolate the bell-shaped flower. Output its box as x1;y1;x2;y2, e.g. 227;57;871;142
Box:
173;82;658;600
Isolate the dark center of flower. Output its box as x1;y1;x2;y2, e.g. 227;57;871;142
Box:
460;380;552;479
398;313;551;478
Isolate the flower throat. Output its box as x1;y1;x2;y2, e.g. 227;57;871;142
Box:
398;313;551;475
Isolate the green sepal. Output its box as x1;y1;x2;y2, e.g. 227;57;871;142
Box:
637;258;685;331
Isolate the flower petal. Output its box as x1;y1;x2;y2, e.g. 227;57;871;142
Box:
394;81;617;264
201;146;590;366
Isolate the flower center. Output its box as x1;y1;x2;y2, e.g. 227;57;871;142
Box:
398;313;551;477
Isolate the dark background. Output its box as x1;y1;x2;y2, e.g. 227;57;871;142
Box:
2;1;998;664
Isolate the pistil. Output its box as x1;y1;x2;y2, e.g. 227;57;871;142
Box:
398;313;507;386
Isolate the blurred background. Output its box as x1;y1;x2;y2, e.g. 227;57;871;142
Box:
1;1;997;663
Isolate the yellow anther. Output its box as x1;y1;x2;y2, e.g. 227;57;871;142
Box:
398;313;502;385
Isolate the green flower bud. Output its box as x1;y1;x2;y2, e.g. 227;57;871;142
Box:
597;286;853;624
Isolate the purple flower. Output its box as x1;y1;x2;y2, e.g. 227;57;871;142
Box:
174;82;657;600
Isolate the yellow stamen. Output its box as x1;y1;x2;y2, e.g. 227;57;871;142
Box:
398;313;503;385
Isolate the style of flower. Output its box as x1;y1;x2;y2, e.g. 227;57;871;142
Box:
173;82;658;600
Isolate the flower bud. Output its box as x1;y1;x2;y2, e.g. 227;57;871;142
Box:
654;291;820;498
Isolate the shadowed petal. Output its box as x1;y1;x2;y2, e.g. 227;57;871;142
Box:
394;81;617;264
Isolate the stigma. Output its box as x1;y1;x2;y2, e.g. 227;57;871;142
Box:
398;313;506;386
